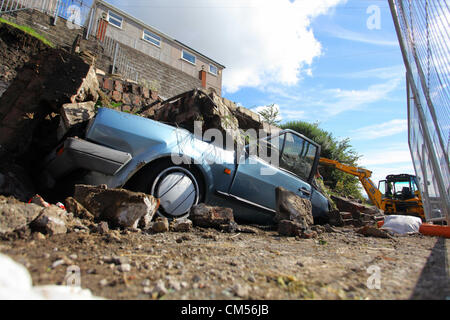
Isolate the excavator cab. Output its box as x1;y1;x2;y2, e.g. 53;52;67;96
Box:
379;174;418;200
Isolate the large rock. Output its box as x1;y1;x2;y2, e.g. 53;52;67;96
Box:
152;89;243;147
275;187;313;226
331;195;383;226
277;220;318;239
275;187;317;238
170;218;193;232
152;217;169;233
73;185;159;229
57;101;96;140
331;195;382;216
31;205;68;236
64;197;95;221
190;203;237;232
278;220;304;237
0;196;42;236
0;49;99;160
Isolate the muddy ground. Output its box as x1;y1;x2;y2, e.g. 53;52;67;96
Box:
0;225;448;300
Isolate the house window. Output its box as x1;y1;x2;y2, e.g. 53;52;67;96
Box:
182;50;196;65
107;10;123;29
209;64;218;76
143;29;161;47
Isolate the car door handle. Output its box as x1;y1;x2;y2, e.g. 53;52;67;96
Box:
299;187;311;196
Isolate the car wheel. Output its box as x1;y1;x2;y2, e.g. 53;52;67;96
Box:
130;161;203;220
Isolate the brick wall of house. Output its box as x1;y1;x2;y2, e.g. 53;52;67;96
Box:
2;9;203;99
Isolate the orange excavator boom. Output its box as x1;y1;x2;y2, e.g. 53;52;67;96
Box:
319;157;383;209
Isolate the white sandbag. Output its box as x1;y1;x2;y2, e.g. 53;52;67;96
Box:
0;254;33;291
33;285;103;300
381;215;422;235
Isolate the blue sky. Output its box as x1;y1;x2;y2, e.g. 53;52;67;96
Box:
103;0;414;186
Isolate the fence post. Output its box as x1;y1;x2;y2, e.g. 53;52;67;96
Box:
52;0;59;25
86;2;97;40
112;42;119;74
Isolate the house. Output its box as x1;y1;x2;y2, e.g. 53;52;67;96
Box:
91;0;225;95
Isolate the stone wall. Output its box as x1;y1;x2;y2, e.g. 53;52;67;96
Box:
97;74;162;115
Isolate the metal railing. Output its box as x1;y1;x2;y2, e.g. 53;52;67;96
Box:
389;0;450;224
102;35;139;83
0;0;55;15
0;0;92;28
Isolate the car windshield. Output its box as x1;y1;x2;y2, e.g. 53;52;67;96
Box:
280;132;317;181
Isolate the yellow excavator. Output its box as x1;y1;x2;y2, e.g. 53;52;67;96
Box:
319;157;425;220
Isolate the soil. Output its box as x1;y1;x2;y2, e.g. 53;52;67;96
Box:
0;226;448;300
0;23;49;92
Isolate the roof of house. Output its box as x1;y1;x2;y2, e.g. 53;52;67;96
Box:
96;0;226;69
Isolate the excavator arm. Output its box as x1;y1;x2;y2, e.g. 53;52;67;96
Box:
319;158;383;209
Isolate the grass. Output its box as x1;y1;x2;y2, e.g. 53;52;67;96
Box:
0;16;55;47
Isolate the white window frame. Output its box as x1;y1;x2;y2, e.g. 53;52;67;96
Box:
209;64;218;76
107;10;123;29
142;29;161;47
181;49;196;65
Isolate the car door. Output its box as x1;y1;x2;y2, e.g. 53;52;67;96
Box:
229;131;318;210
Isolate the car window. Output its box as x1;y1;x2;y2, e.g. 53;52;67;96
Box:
280;132;317;181
256;133;285;164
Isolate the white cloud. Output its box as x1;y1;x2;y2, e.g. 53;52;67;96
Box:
358;146;412;167
357;144;415;186
351;119;407;140
259;76;402;123
326;24;399;46
336;65;405;80
319;77;403;116
280;109;307;121
109;0;346;93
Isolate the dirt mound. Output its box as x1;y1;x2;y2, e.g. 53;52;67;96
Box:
0;23;49;93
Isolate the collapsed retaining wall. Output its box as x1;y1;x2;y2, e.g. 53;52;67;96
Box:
2;9;203;99
0;22;49;97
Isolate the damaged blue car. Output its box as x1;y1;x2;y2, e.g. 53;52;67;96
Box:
42;107;330;225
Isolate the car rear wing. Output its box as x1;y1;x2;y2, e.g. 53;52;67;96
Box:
42;137;132;185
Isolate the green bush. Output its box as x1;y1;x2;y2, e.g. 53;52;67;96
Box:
281;121;364;201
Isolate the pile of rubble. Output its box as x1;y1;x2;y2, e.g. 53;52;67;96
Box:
1;181;388;243
0;183;257;241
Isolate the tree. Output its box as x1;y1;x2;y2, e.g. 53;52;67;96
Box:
281;120;364;201
257;104;281;126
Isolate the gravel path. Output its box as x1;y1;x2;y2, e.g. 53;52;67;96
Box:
0;227;448;300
